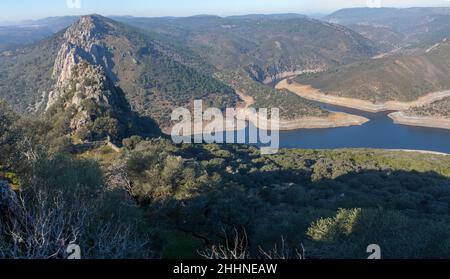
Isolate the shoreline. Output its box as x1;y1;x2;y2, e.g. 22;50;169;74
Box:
274;112;369;130
162;111;369;136
276;79;450;113
388;112;450;130
235;90;369;130
387;149;449;156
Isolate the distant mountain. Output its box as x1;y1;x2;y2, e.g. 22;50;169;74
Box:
0;30;65;113
0;17;78;52
0;26;53;52
0;15;238;129
116;15;378;84
295;39;450;102
326;7;450;50
226;13;307;20
14;16;79;32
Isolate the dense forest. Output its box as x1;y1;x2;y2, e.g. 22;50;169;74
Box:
2;99;450;259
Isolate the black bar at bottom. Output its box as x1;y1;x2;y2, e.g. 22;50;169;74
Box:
0;259;443;278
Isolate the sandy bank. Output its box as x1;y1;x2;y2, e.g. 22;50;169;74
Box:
162;89;369;136
274;113;369;130
388;112;450;130
276;79;450;113
236;90;368;130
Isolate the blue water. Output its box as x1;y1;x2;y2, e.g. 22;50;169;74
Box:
187;102;450;153
188;103;450;154
248;102;450;153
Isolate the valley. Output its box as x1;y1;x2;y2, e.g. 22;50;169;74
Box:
1;5;450;260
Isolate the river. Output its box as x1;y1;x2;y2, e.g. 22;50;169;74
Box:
268;102;450;153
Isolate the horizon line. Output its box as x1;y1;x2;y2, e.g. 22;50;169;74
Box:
2;5;450;24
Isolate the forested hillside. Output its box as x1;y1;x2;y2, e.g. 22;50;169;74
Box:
216;70;328;120
0;15;239;128
0;31;65;113
117;15;378;84
2;100;450;258
295;40;450;102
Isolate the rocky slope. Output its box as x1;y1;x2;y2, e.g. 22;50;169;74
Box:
44;16;162;142
46;60;158;142
0;15;239;129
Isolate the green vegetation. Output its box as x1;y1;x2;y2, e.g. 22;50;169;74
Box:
2;14;450;259
3;93;450;259
0;16;238;129
120;139;450;259
78;16;239;128
296;41;450;102
45;61;160;143
119;15;377;84
216;70;328;120
0;101;154;259
406;97;450;118
0;31;65;113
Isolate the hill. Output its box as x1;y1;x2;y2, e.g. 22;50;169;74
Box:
116;15;378;84
0;26;53;52
326;7;450;51
0;16;78;52
0;31;65;113
0;15;239;128
294;39;450;103
405;97;450;118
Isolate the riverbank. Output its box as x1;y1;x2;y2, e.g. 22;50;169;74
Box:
388;112;450;130
387;149;449;156
274;113;369;130
276;79;450;113
235;90;368;130
162;110;369;136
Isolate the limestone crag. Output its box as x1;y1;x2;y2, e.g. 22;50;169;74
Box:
47;15;116;110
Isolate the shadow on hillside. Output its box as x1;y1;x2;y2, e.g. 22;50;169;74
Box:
150;165;450;258
114;85;162;139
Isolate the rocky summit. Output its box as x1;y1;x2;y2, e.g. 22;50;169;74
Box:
45;15;159;143
48;15;116;109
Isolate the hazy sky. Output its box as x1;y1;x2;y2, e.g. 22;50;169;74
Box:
1;0;450;22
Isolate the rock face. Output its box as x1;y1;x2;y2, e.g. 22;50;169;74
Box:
45;15;158;142
54;61;129;137
47;15;116;110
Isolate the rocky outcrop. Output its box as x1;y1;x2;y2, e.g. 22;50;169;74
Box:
55;61;127;135
47;15;116;110
44;15;159;142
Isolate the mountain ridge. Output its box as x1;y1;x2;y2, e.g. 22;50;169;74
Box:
0;14;239;128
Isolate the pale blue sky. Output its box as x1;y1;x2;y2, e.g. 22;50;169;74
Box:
1;0;450;21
